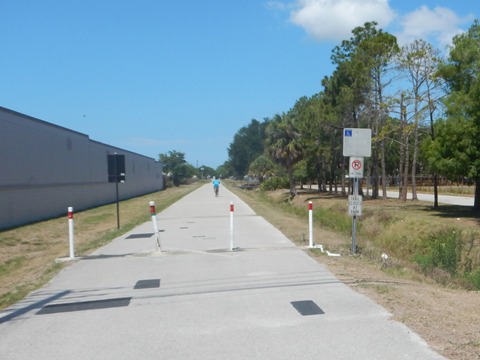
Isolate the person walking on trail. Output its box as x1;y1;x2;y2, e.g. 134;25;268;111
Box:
212;177;221;196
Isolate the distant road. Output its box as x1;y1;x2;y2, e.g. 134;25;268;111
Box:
303;185;475;207
382;190;474;207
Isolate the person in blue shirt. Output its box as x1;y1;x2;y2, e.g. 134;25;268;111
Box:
212;177;221;196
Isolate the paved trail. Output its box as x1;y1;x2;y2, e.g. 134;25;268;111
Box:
0;184;445;359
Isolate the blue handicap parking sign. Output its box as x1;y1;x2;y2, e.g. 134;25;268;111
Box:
345;129;352;137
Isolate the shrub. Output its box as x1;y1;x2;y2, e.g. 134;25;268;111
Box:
414;229;462;275
314;206;352;234
466;269;480;290
260;176;289;191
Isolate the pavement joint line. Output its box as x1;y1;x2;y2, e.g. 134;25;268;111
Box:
130;278;343;301
55;246;300;263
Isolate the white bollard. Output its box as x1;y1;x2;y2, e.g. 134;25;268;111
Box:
308;201;314;248
149;201;162;251
68;207;75;259
230;202;234;250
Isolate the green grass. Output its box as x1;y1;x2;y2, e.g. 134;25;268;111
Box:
0;235;20;246
82;212;115;224
0;256;26;276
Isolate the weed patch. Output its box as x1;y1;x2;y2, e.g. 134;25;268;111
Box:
0;256;26;276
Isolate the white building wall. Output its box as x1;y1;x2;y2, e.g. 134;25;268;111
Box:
0;107;164;229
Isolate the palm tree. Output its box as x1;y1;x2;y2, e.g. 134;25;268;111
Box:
248;154;276;182
265;113;303;197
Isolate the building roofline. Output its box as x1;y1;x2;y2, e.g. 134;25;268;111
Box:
0;106;159;163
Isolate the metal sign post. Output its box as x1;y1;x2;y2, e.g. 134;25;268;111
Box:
343;128;371;254
350;180;361;253
108;153;126;229
349;156;364;253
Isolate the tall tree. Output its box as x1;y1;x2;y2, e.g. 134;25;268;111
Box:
227;119;268;177
323;59;366;195
397;39;443;202
331;22;399;198
159;150;193;186
248;154;276;182
293;93;338;192
354;23;399;199
436;20;480;210
265;113;303;197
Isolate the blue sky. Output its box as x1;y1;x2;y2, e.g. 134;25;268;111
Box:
0;1;477;169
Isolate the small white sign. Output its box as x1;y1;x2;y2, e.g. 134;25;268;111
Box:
349;157;364;178
348;195;363;204
348;195;362;216
343;128;372;157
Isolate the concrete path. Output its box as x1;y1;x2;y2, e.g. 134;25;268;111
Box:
0;184;445;359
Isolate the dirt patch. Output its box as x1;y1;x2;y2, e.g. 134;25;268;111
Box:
322;255;480;360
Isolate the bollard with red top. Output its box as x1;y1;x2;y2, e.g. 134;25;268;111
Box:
308;201;314;248
68;207;75;258
149;201;162;251
149;202;156;216
230;201;234;250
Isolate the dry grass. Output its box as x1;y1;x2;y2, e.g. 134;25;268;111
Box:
0;183;202;308
226;183;480;360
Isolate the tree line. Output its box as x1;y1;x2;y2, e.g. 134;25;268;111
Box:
224;20;480;211
158;150;217;186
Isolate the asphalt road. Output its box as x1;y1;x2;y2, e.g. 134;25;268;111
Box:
0;184;446;359
383;190;474;206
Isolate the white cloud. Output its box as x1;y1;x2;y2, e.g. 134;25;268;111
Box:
289;0;396;42
396;6;474;49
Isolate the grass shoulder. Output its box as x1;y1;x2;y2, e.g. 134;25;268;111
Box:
0;183;202;310
225;180;480;359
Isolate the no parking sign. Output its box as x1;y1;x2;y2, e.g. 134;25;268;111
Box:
349;157;364;178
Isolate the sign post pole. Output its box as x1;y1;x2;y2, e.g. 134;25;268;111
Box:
115;180;120;229
343;128;371;255
107;153;126;230
349;157;364;254
352;179;358;254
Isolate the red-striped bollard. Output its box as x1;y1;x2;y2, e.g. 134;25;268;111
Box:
230;201;234;250
149;201;162;251
308;201;314;248
68;207;75;258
